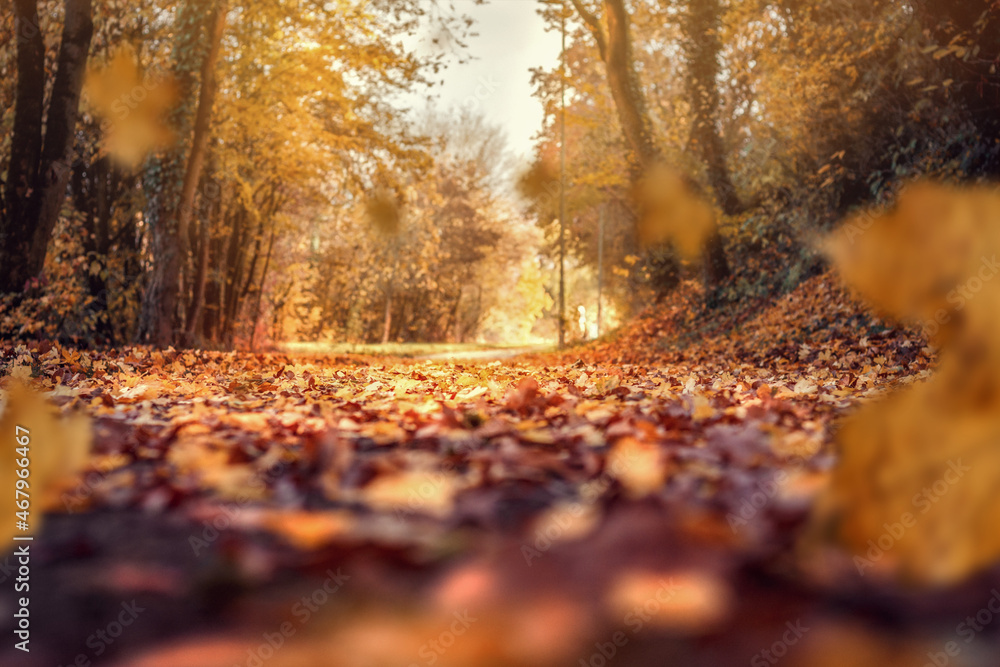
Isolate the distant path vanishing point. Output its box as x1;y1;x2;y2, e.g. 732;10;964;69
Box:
416;345;550;362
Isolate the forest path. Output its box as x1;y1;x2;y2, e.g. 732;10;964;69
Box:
416;344;551;361
282;341;553;360
0;341;978;667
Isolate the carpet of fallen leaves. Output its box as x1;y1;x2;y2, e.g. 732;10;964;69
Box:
4;271;1000;667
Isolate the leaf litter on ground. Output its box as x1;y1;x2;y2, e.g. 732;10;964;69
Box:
3;230;1000;665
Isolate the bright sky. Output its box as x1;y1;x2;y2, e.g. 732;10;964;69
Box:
421;0;562;162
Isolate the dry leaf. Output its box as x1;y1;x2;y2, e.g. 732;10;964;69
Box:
605;569;731;634
607;437;667;498
635;164;717;258
84;46;179;167
1;384;91;545
815;182;1000;584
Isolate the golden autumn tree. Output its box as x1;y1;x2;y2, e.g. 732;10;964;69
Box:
116;0;478;347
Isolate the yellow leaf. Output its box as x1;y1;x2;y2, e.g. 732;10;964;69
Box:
363;470;460;518
84;46;179;167
691;395;716;421
635;164;716;259
1;384;91;545
607;437;666;498
815;183;1000;584
529;502;600;544
259;510;354;550
605;569;731;634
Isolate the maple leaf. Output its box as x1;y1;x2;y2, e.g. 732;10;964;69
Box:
634;164;716;258
84;46;179;167
814;182;1000;585
0;384;91;545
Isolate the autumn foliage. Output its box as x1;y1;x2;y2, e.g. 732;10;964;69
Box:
4;1;1000;666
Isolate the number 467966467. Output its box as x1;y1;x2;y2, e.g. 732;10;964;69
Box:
14;426;30;511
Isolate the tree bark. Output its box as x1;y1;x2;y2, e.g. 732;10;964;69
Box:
380;279;394;345
2;1;46;291
249;222;276;350
222;210;252;345
217;207;245;345
72;155;118;342
1;0;94;294
184;208;211;345
380;239;400;345
682;0;743;217
137;0;226;347
570;0;731;284
178;1;226;331
571;0;658;174
200;219;228;344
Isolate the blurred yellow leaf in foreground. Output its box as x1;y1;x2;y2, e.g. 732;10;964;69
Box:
1;384;91;548
635;164;716;258
605;568;732;633
607;436;667;498
814;183;1000;585
365;189;403;236
84;46;179;167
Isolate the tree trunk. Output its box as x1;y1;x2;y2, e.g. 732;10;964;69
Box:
248;221;275;351
184;211;211;345
217;207;245;344
73;154;118;342
222;211;252;345
570;0;731;285
603;0;662;172
380;240;399;344
682;0;743;217
201;226;227;344
1;0;94;294
240;218;266;300
2;0;46;293
178;1;226;325
380;285;393;345
703;232;730;285
571;0;659;173
136;0;226;347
